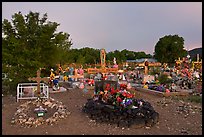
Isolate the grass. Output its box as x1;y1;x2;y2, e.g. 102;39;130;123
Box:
171;94;202;104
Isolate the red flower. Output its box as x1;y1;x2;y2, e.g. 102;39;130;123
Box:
126;93;134;98
117;97;122;103
122;92;127;97
120;84;127;89
110;88;119;95
105;83;110;91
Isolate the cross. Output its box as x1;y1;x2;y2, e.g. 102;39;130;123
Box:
138;60;161;75
69;69;84;81
87;48;118;74
28;69;49;96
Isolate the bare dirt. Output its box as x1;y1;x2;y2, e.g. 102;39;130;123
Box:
2;86;202;135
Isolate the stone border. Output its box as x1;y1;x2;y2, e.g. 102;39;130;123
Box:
11;97;71;128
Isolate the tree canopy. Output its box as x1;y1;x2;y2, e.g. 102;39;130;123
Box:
2;11;72;93
153;34;187;64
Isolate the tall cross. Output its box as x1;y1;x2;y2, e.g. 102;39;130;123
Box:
100;49;106;69
28;69;49;96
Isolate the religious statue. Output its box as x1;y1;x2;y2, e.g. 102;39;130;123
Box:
113;57;117;65
113;57;118;68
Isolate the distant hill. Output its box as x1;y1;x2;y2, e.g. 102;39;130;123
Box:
188;47;202;60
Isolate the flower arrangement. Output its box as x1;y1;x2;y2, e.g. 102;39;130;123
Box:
94;83;135;109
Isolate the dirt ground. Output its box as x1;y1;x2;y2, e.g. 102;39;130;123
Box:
2;86;202;135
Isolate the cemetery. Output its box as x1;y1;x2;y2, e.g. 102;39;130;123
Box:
2;47;202;135
2;11;202;135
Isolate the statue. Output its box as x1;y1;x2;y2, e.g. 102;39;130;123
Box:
113;57;118;68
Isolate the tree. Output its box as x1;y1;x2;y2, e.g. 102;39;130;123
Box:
2;11;72;94
154;35;187;64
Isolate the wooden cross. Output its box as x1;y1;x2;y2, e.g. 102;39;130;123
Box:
28;69;49;96
69;69;84;81
87;48;118;74
100;49;106;69
138;60;161;75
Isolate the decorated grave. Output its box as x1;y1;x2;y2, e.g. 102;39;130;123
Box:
17;69;50;102
13;69;70;128
11;97;70;128
82;80;159;128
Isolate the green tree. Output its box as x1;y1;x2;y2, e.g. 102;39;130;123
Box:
2;11;72;94
154;34;187;64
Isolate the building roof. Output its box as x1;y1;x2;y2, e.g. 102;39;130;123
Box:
126;58;158;63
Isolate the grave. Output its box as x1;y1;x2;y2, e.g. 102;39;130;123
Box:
14;69;71;128
83;80;159;128
17;69;50;102
11;97;71;128
17;83;49;102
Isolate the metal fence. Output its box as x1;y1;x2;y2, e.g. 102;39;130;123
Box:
17;83;49;102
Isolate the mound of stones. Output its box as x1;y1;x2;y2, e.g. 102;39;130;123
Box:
82;98;159;128
11;97;71;128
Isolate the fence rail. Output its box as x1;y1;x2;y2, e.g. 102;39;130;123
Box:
17;83;49;102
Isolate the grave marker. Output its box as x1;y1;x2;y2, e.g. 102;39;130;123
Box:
28;69;49;96
87;49;118;75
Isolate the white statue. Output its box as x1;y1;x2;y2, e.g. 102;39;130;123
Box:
113;57;117;65
113;57;118;68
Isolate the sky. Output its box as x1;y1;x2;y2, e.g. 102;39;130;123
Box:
2;2;202;55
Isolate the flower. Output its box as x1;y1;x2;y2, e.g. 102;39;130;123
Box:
117;97;122;103
120;84;127;89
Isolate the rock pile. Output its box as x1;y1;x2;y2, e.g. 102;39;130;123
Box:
11;97;71;128
82;98;159;128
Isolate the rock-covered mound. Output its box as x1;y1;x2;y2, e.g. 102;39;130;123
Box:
82;98;159;128
11;97;71;128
